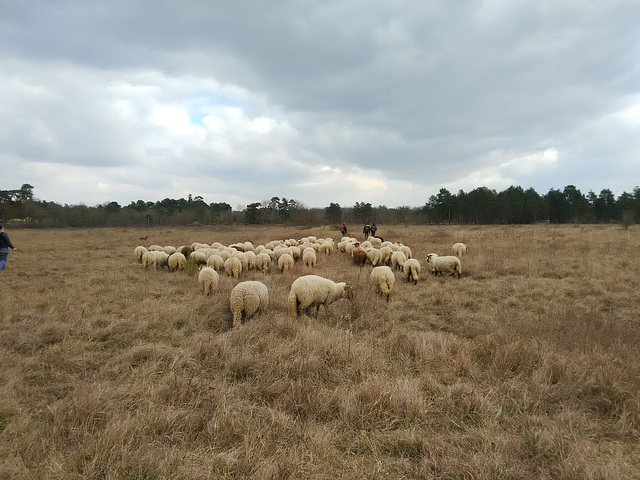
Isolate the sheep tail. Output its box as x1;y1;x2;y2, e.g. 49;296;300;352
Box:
288;290;300;317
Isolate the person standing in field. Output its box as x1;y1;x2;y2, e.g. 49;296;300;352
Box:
371;223;377;237
340;223;347;237
0;223;17;270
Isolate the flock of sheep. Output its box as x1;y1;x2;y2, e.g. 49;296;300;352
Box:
134;235;467;328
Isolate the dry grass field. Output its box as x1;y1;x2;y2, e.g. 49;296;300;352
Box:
1;224;639;479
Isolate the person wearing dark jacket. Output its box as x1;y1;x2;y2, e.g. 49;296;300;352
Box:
0;223;17;270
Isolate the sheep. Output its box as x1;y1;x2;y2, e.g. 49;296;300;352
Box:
278;253;294;274
352;247;368;267
168;252;186;272
148;244;164;252
403;258;421;285
318;241;333;255
288;274;352;317
380;246;393;265
369;237;382;248
190;251;208;265
234;252;249;271
224;256;243;279
163;246;177;255
198;266;219;296
207;254;225;271
244;251;257;270
178;245;193;258
303;248;317;268
255;252;272;273
369;266;395;301
398;245;412;259
391;250;407;270
366;248;382;267
147;250;169;269
426;253;462;279
289;245;301;261
230;281;269;328
142;250;154;268
134;245;147;263
452;242;467;258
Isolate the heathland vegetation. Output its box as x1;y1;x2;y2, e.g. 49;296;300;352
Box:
1;183;639;227
1;224;638;478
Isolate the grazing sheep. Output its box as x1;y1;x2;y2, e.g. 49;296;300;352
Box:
380;246;393;266
369;266;395;301
391;251;407;270
178;245;193;258
288;274;352;318
352;247;368;267
278;253;294;274
303;248;317;268
344;241;360;255
142;250;154;268
366;248;382;267
289;246;301;261
168;252;186;272
426;253;462;279
207;254;225;271
148;244;164;252
370;237;382;248
224;256;243;279
403;258;421;285
190;251;208;265
147;251;169;269
163;246;177;255
244;251;257;270
234;252;249;271
198;266;219;296
134;246;147;263
398;245;412;259
255;252;272;273
230;281;269;328
452;242;467;258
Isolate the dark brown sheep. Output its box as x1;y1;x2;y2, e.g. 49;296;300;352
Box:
353;247;368;267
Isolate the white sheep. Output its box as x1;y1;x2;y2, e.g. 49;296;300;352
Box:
148;251;169;269
289;245;301;261
148;244;164;252
403;258;421;285
379;246;393;265
278;253;294;274
366;248;383;267
207;254;225;271
255;252;272;273
163;246;177;255
369;266;395;301
244;251;257;270
224;256;243;279
391;250;407;271
230;281;269;328
168;252;186;272
398;245;412;259
190;251;208;265
452;242;467;258
141;250;154;268
134;245;147;263
288;274;352;317
426;253;462;279
303;248;317;268
198;266;219;296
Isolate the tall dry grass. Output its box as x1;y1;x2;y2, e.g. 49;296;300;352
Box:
1;224;639;479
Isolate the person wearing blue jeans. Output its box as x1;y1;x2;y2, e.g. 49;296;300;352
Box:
0;223;17;270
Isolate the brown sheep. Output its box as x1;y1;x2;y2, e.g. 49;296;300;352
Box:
353;247;368;267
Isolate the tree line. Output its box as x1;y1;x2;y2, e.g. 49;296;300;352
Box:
1;184;638;228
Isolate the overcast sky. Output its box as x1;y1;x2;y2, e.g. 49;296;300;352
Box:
1;1;639;209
